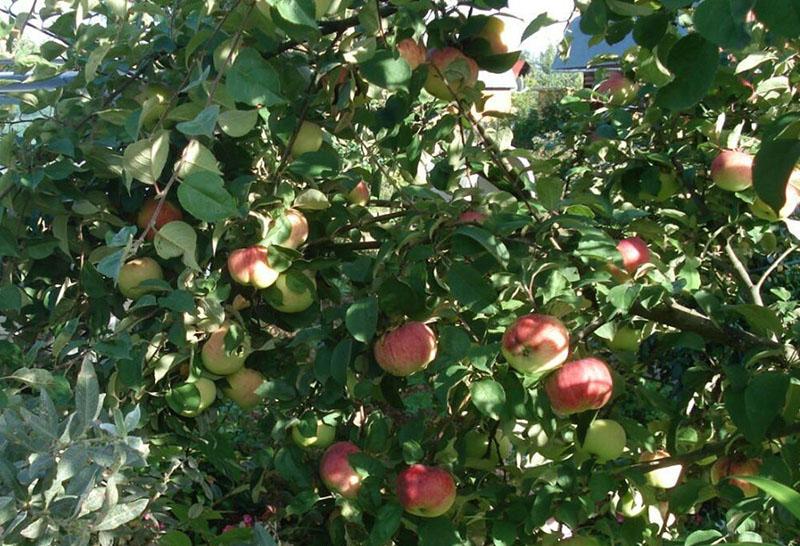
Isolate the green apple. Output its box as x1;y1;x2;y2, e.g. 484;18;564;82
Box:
292;419;336;448
580;419;626;462
201;323;250;376
265;270;316;313
607;326;642;353
177;378;217;417
223;367;266;409
618;488;646;517
641;450;682;489
290;121;324;157
118;257;163;299
464;429;512;466
640;172;680;202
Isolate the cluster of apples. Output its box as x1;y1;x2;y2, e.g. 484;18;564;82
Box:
396;16;510;102
711;149;800;220
318;441;458;518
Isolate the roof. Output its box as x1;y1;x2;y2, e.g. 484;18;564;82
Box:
551;16;637;72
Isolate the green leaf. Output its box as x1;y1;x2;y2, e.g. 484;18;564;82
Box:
360;50;412;91
345;297;379;343
160;531;192;546
754;115;800;213
734;476;800;521
94;498;149;531
728;304;783;337
417;517;464;546
225;48;285;107
72;356;101;438
218;109;258;137
368;503;404;546
655;34;719;110
293;188;330;210
178;171;238;222
0;285;22;312
176;105;220;138
685;529;723;546
175;140;221;178
273;0;317;28
154;221;200;270
607;283;641;312
753;0;800;38
522;13;556;41
470;379;506;420
445;262;497;312
695;0;751;49
85;43;112;83
744;372;788;442
122;130;170;185
452;225;510;267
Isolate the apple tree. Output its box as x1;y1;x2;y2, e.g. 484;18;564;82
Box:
0;0;799;545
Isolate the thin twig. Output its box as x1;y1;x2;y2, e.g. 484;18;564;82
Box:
725;236;761;305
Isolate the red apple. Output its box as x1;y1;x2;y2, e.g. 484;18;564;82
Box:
118;257;163;299
544;357;613;416
640;450;682;489
227;246;279;288
273;209;309;249
397;38;426;70
711;149;753;191
477;16;511;55
222;367;265;409
457;210;487;224
201;323;249;376
137;198;183;240
424;48;479;101
347;180;370;206
596;72;638;106
373;321;438;376
319;441;362;499
616;237;651;274
396;464;457;518
710;456;761;497
500;314;570;375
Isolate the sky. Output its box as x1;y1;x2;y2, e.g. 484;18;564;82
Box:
2;0;575;55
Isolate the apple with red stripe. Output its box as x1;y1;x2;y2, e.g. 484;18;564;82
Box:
374;321;438;376
545;357;614;416
396;464;457;518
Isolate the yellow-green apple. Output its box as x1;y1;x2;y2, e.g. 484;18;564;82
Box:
266;270;316;313
501;314;570;375
751;174;800;221
320;441;362;499
579;419;626;462
477;16;511;55
227;245;279;288
710;456;761;497
424;47;479;101
457;210;487;224
596;72;638;106
396;464;457;517
711;149;753;191
222;367;265;409
616;236;651;274
397;38;426;70
135;84;170;128
118;257;163;299
290;121;324;157
137;198;183;240
607;326;642;353
544;358;614;416
292;419;336;448
640;450;682;489
176;377;217;417
640;172;680;202
373;321;438;376
463;429;512;465
618;488;646;518
201;323;249;375
347;180;370;206
272;208;309;249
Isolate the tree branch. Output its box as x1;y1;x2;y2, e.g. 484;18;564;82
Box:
725;237;762;305
631;300;784;351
